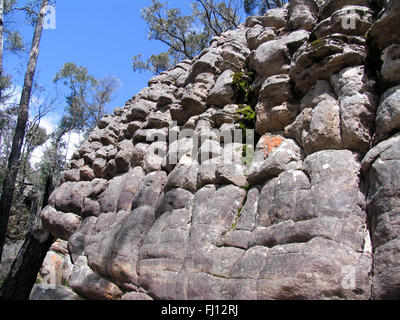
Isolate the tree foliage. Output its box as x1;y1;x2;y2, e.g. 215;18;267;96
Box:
54;62;120;135
243;0;290;15
132;0;243;74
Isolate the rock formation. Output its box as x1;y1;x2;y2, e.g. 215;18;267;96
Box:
30;0;400;300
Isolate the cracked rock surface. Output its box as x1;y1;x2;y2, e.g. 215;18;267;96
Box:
32;0;400;300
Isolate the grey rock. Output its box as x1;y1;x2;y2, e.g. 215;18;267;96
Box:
250;39;288;78
207;70;235;107
79;166;94;181
246;24;265;50
116;167;146;212
290;35;366;94
41;206;81;240
248;134;303;185
63;169;80;182
368;0;400;52
155;188;193;218
98;173;128;213
30;284;84;300
320;0;371;20
165;164;199;193
69;255;122;300
148;110;172;128
132;143;150;168
375;85;400;142
330;66;377;152
121;292;153;300
288;0;318;31
131;171;167;210
381;45;400;87
144;141;168;173
49;182;89;215
362;136;400;299
263;7;288;29
255;27;277;49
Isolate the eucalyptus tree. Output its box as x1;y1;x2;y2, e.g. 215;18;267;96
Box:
132;0;243;74
0;0;49;263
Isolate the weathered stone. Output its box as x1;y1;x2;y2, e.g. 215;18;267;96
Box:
116;167;146;212
98;173;128;213
81;198;101;217
330;66;377;152
41;206;81;240
320;0;371;20
131;171;167;210
49;182;89;215
126;99;156;121
165;164;199;193
132;143;150;167
375;85;400;143
263;7;288;29
36;4;400;300
248;134;303;185
368;0;400;52
207;70;235;107
186;51;221;84
285;80;343;155
381;45;400;87
92;158;107;178
288;0;318;31
69;255;122;300
255;27;276;48
30;284;83;300
250;39;288;78
148;110;172;128
290;35;366;94
133;128;168;144
155;188;193;219
246;24;264;50
115;149;133;173
63;169;80;182
362;135;400;299
121;292;153;300
144;141;168;173
232;237;371;300
79;166;94;181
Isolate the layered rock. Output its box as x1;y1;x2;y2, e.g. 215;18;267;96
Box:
32;0;400;300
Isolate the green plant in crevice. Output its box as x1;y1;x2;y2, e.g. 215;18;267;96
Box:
231;71;255;105
310;38;326;49
222;186;251;236
234;105;256;170
235;105;256;132
241;143;255;169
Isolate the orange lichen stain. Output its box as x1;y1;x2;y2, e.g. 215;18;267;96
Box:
259;135;284;157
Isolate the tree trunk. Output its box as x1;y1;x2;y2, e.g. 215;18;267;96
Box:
0;176;54;300
0;0;4;102
0;0;48;262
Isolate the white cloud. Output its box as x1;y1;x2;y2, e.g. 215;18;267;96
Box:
29;114;83;169
0;85;82;169
63;131;84;161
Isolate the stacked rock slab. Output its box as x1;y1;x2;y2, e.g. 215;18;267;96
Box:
31;0;400;300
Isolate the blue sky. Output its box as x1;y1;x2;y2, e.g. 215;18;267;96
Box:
5;0;196;121
3;0;198;165
4;0;246;165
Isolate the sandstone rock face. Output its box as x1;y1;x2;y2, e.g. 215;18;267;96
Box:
34;1;400;300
